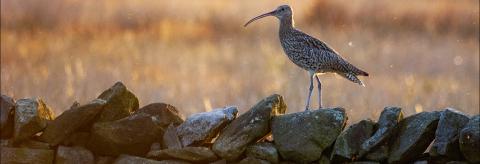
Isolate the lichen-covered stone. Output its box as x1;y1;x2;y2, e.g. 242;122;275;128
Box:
459;115;480;163
332;119;376;162
1;94;15;139
212;94;286;161
95;82;139;122
1;147;54;164
177;106;237;147
147;147;217;163
13;98;55;142
40;99;106;146
388;111;440;163
56;146;95;164
134;103;184;127
246;142;279;163
429;108;469;160
360;107;403;158
272;108;347;163
87;113;164;156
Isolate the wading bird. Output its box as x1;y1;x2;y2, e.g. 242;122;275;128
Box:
244;5;369;110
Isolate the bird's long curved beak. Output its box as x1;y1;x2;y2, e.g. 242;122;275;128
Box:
244;10;275;27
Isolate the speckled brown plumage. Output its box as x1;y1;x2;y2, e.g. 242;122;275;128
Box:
245;5;368;110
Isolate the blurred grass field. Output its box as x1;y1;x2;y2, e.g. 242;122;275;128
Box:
1;0;479;123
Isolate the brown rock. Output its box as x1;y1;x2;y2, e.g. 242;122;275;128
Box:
331;119;376;162
1;147;54;164
13;98;55;142
40;99;106;146
1;94;15;139
56;146;95;164
95;82;139;122
135;103;184;127
62;132;90;147
114;154;190;164
237;157;270;164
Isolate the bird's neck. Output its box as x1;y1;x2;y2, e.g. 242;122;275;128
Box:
279;15;294;35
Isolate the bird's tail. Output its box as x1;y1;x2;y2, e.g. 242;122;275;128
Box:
339;73;365;87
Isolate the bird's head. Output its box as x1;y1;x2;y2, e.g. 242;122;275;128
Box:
244;5;293;27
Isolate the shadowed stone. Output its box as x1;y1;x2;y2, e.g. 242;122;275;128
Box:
1;147;54;164
87;113;164;156
332;119;376;162
360;107;403;157
1;95;15;139
96;156;115;164
13;98;55;143
163;124;182;149
429;108;469;160
238;157;270;164
212;94;286;161
365;143;389;162
114;154;191;164
246;142;279;163
272;108;347;163
388;111;440;163
40;99;106;146
56;146;95;164
95;82;139;122
147;147;217;163
177;106;237;147
459;115;480;163
62;132;90;147
134;103;184;127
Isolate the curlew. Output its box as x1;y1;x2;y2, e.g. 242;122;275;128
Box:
244;5;369;110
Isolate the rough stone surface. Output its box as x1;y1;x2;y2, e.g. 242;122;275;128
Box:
429;108;469;159
365;143;389;162
96;156;116;164
459;115;480;163
212;94;286;161
272;108;347;163
62;132;90;147
96;82;139;122
13;98;55;142
114;154;191;164
360;107;403;157
177;106;237;147
1;94;15;138
1;147;54;164
40;99;106;146
147;147;217;163
246;142;279;163
238;157;270;164
135;103;184;127
388;111;440;163
19;140;51;149
87;113;164;156
332;119;376;162
56;146;95;164
163;123;182;149
317;155;330;164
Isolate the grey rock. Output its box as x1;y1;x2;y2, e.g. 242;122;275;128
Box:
40;99;106;146
1;94;15;138
1;147;54;164
430;108;469;159
114;154;190;164
332;119;376;162
56;146;95;164
87;113;164;156
96;82;139;122
212;94;286;161
459;115;480;163
177;106;237;147
238;157;270;164
364;143;389;162
13;98;55;142
147;147;217;163
272;108;347;163
163;124;182;149
246;142;279;163
388;111;440;163
135;103;184;127
360;107;403;157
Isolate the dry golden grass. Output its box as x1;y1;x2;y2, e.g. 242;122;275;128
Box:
1;0;479;123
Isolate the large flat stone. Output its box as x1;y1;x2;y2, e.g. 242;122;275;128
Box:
40;99;106;146
147;147;217;163
56;146;95;164
1;147;54;164
272;108;347;163
429;108;469;160
388;111;440;163
212;94;286;161
13;98;55;142
177;106;237;146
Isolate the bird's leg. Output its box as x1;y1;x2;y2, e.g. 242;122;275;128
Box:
305;72;314;111
315;74;322;109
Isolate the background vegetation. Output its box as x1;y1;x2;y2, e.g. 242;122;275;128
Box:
1;0;478;123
